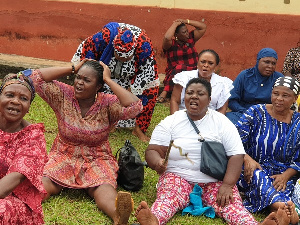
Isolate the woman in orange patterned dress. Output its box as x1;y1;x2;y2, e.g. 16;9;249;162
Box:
29;60;142;224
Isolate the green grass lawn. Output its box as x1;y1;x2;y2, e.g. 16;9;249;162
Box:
25;95;267;225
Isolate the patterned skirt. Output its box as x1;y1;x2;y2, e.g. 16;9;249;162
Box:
44;136;119;189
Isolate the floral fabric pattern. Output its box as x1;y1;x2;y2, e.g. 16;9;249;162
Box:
0;124;48;224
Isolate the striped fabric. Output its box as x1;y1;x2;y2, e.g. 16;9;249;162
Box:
236;104;300;212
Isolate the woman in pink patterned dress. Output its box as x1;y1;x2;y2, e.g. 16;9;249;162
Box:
29;59;142;224
0;73;48;224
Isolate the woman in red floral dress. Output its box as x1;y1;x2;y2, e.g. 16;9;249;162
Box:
0;72;48;224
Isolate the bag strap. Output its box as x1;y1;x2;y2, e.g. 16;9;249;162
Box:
186;111;205;142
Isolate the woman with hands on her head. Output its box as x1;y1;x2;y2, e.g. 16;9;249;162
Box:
27;60;142;225
236;76;300;225
0;73;48;224
134;78;286;225
157;19;206;103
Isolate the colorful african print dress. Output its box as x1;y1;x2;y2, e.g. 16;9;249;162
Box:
0;124;48;224
31;70;142;189
163;31;199;93
282;47;300;82
236;104;300;212
72;22;159;133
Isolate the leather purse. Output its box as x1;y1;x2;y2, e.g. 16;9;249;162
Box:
187;112;228;180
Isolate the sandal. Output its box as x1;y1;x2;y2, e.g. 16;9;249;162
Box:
116;191;134;225
156;96;166;103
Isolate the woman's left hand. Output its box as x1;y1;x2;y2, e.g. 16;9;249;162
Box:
271;173;289;192
99;61;112;84
216;183;234;207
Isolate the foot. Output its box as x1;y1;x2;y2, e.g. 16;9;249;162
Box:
260;207;290;225
115;191;134;225
260;212;278;225
132;126;150;142
156;91;167;103
285;201;299;225
135;201;159;225
156;96;166;103
276;207;291;225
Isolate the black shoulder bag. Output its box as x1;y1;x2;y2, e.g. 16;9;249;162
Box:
187;112;228;181
115;140;147;191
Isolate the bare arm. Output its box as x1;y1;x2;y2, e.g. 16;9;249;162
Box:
145;144;168;175
0;172;26;198
217;154;244;207
170;84;183;114
162;20;182;50
186;19;207;42
39;59;87;82
217;100;229;115
100;61;139;106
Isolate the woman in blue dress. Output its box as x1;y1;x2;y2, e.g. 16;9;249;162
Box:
236;76;300;225
226;48;283;124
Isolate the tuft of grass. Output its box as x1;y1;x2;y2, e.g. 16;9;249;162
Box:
26;96;267;224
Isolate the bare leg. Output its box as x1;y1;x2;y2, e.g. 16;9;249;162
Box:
42;176;63;201
285;201;299;225
135;201;159;225
132;125;150;142
88;184;133;225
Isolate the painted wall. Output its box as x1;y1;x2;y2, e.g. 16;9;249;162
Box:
0;0;299;80
47;0;300;15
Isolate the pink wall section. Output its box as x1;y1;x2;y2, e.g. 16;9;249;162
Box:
0;0;299;79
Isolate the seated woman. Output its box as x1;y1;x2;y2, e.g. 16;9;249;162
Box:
236;76;300;225
28;60;142;225
157;18;206;103
282;39;300;81
170;49;233;114
134;77;293;225
226;48;283;124
0;73;48;224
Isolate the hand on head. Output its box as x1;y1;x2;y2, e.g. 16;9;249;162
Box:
99;61;112;83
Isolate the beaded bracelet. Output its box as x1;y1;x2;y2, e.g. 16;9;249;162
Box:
71;64;75;76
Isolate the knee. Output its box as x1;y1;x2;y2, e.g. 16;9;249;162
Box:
42;177;62;198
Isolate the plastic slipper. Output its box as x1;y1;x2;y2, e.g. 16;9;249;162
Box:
156;96;166;103
116;191;134;225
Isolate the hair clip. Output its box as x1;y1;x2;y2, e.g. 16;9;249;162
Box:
17;72;25;82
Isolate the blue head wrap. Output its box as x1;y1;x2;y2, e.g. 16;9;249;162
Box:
256;48;278;64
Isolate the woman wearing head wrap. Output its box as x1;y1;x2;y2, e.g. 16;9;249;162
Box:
235;76;300;225
0;73;48;224
282;38;300;81
226;48;284;124
72;22;160;142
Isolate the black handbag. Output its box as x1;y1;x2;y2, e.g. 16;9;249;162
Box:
115;140;147;191
187;112;228;181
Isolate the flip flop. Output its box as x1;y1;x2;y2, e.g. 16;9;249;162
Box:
156;96;166;103
116;191;134;225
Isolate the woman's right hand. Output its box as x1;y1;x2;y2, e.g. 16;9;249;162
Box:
99;61;112;84
173;19;184;25
243;154;262;183
74;58;88;73
154;158;167;175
